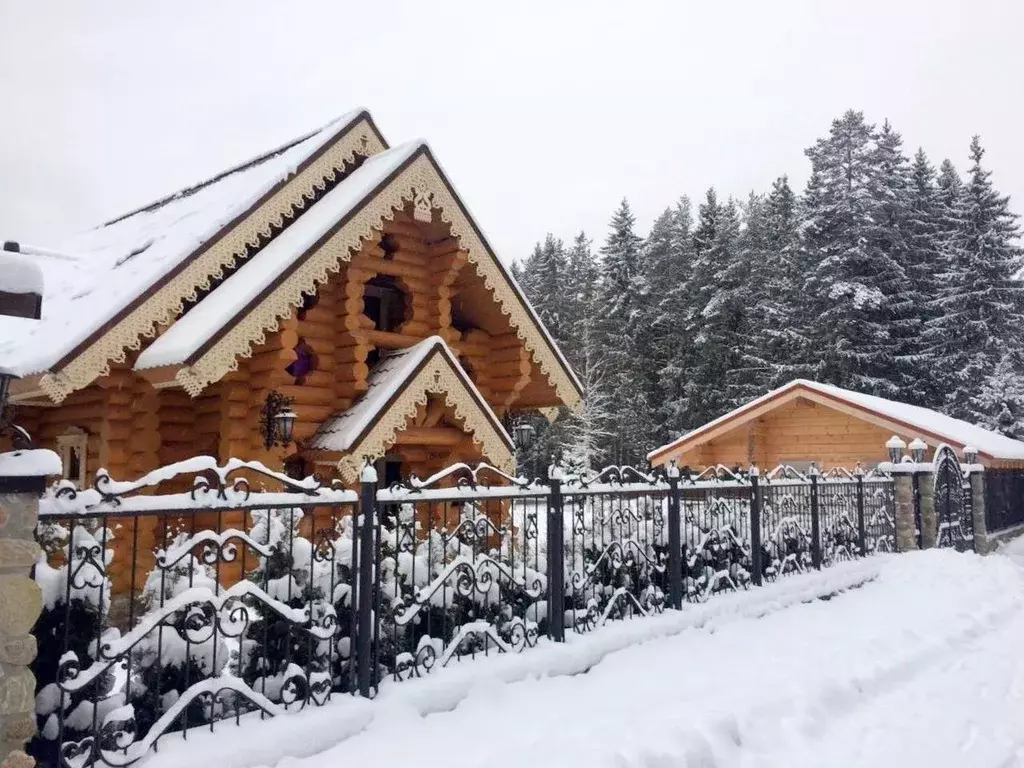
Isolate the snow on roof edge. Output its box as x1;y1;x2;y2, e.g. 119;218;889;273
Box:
134;140;427;370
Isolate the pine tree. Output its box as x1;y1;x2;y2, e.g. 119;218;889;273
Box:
798;110;911;397
596;199;651;464
928;138;1024;423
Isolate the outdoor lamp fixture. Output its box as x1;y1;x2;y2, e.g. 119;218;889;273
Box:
0;242;44;450
513;421;536;451
259;391;297;450
908;438;928;463
963;445;979;465
886;435;907;464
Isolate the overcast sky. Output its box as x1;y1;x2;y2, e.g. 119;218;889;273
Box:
1;0;1022;264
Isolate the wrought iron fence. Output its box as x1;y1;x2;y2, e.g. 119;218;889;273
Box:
984;469;1024;534
30;458;897;768
29;459;359;768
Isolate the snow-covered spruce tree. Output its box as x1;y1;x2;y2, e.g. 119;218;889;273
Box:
30;522;117;765
738;176;804;393
976;348;1024;438
798;110;912;398
900;148;946;408
930;137;1024;422
595;199;653;465
654;198;700;441
678;192;750;428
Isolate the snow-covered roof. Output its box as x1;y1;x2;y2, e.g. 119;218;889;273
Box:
648;378;1024;462
136;141;424;370
310;336;512;454
0;109;372;378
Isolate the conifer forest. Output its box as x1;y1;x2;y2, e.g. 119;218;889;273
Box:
513;110;1024;471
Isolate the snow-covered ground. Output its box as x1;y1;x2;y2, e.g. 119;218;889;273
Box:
143;547;1024;768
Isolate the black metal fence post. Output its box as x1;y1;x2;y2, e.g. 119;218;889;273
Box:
749;467;763;586
356;462;378;698
856;468;867;556
810;467;822;569
666;463;683;609
547;468;566;642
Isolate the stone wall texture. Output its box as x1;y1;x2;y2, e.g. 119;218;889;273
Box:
0;491;43;768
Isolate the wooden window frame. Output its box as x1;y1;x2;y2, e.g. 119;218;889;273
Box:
56;426;88;487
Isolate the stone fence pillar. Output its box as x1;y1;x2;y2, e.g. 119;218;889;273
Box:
891;472;920;552
0;449;60;768
969;471;988;553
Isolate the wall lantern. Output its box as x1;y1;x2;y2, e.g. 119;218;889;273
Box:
885;435;906;464
513;422;536;451
0;242;45;450
908;438;928;463
260;391;297;450
963;445;979;465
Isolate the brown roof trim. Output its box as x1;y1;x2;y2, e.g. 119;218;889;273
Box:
338;341;513;452
50;111;388;372
182;143;581;397
649;382;1001;463
423;152;583;397
184;144;428;364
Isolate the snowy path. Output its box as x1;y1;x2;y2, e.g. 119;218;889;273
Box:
263;550;1024;768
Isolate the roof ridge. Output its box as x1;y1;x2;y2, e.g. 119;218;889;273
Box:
100;110;368;229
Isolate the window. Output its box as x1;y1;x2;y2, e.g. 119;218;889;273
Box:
56;427;88;487
285;337;318;385
363;275;407;333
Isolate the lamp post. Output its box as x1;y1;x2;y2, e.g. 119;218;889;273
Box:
886;435;907;464
908;438;928;464
513;421;536;480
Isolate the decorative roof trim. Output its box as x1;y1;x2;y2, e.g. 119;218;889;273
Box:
334;351;515;483
38;114;388;403
174;147;583;411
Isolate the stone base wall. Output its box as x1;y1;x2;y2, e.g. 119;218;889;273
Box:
0;490;43;768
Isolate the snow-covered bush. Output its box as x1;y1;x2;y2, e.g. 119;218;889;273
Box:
128;526;230;737
239;506;355;701
30;521;118;766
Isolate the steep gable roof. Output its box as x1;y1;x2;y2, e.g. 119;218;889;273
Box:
134;141;584;410
648;379;1024;463
2;109;388;401
310;336;514;481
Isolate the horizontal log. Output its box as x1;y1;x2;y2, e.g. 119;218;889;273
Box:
489;359;531;378
355;329;424;350
131;430;161;453
394;427;468;447
490;374;531;392
157;408;195;426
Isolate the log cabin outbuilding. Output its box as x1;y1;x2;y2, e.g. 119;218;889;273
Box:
648;379;1024;472
0;108;583;490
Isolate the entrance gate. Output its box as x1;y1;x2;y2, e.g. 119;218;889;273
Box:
933;445;975;551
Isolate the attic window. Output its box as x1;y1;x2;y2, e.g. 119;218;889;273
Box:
285;337;318;384
363;275;407;333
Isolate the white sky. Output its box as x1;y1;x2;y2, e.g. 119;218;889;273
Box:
1;0;1022;264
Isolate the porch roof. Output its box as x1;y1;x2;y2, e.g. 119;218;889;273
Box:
310;336;514;481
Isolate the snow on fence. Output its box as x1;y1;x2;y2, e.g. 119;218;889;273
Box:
27;459;896;768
